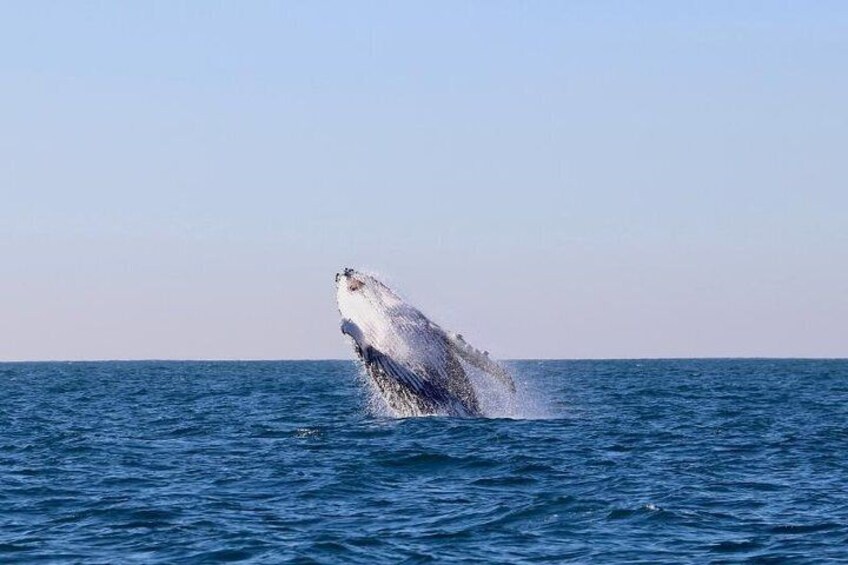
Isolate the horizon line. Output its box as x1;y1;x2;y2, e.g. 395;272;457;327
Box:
2;356;847;364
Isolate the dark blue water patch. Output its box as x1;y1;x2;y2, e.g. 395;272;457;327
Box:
1;359;847;563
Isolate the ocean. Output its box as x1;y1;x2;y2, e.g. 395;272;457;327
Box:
1;359;846;563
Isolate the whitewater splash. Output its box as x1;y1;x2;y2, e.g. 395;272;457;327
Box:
336;268;529;418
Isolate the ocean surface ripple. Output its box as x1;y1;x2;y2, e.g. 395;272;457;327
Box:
1;359;847;563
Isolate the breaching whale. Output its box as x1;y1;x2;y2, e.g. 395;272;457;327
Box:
335;268;515;417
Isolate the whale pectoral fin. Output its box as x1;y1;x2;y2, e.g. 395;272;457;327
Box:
340;318;358;338
341;319;373;362
341;319;366;347
366;347;453;405
445;332;516;393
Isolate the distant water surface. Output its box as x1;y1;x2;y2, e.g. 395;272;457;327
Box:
1;359;847;563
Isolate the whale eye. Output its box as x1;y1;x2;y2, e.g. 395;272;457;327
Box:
348;278;364;292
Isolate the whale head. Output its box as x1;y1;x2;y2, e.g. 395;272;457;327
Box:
335;268;406;335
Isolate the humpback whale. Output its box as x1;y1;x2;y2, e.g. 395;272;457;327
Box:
335;268;515;417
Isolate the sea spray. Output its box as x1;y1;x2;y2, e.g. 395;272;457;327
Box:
354;356;555;419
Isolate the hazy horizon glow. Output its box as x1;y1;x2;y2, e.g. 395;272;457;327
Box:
2;2;846;361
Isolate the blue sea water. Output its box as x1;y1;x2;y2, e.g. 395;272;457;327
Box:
1;359;847;563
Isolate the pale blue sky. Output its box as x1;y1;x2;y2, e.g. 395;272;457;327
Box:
2;2;846;360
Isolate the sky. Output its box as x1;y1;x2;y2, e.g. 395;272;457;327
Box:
1;2;846;361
